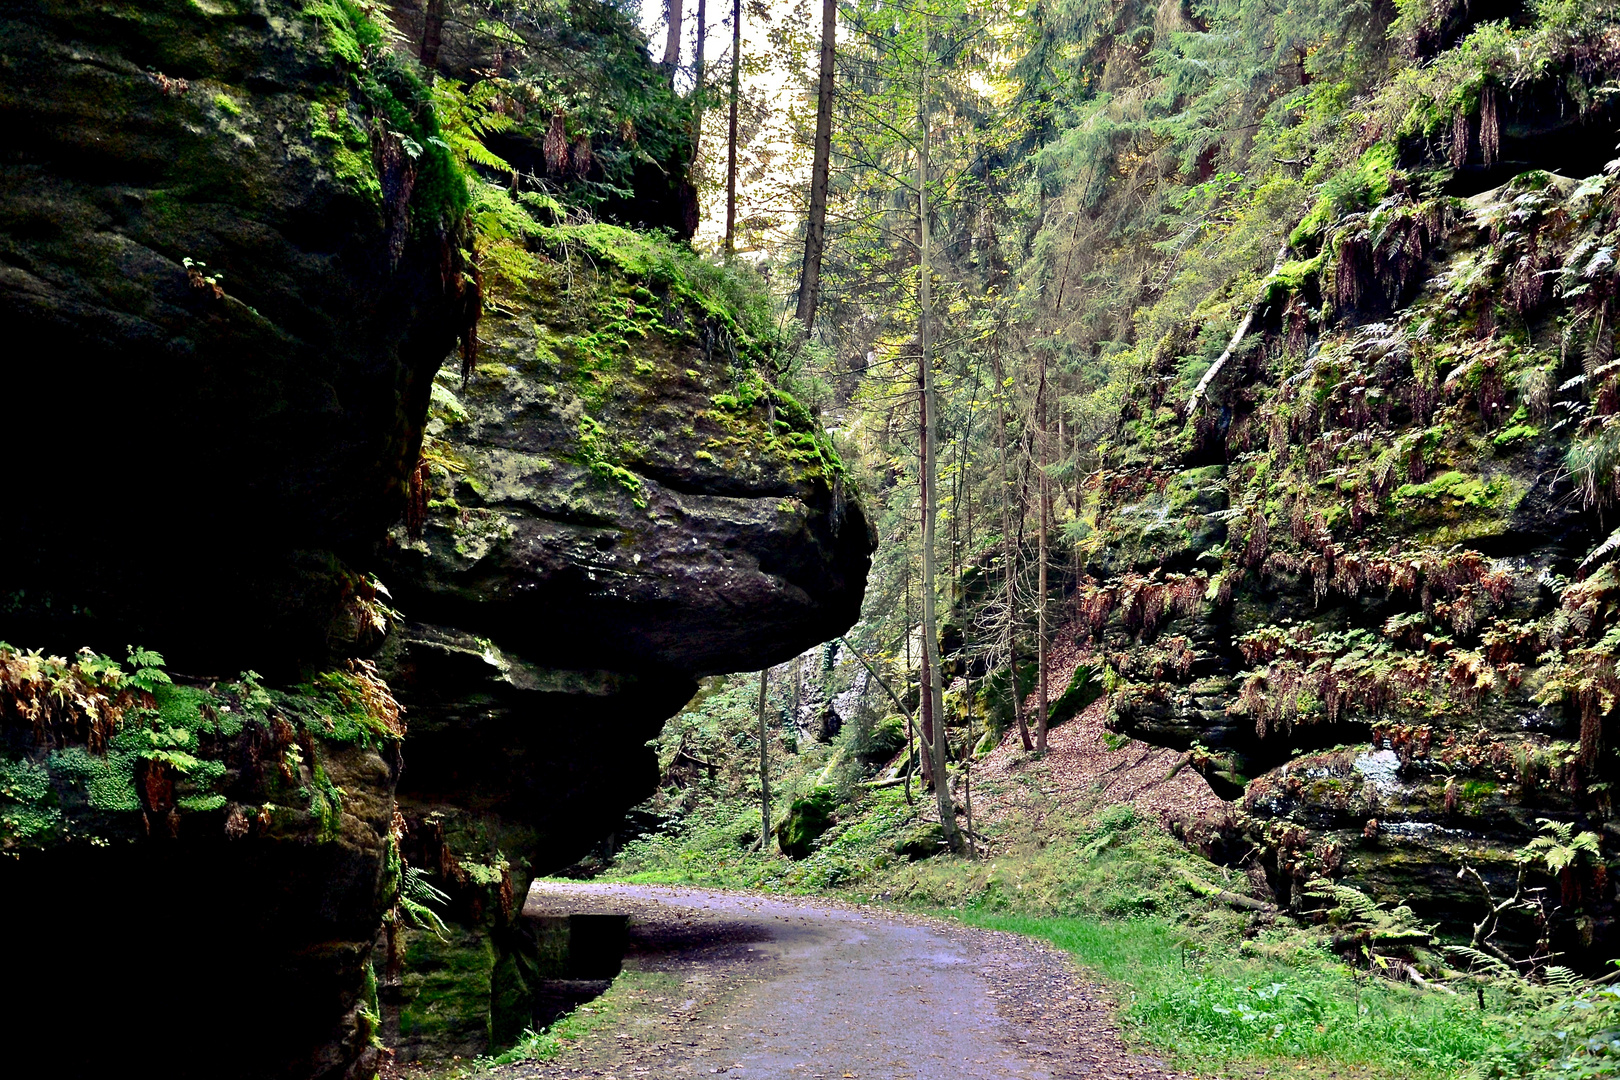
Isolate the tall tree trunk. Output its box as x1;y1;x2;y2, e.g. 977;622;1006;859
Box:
915;481;934;787
795;0;837;333
991;345;1032;751
918;59;958;849
661;0;684;80
419;0;445;70
904;564;917;801
724;0;741;256
1035;356;1050;754
690;0;707;162
757;668;772;851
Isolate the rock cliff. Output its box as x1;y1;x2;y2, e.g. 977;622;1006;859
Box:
373;225;873;1062
0;1;872;1075
1081;154;1620;958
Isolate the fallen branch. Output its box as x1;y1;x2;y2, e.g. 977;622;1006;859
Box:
1185;240;1291;418
1176;866;1277;913
1403;964;1459;996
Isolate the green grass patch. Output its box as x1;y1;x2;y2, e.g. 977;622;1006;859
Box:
958;911;1508;1080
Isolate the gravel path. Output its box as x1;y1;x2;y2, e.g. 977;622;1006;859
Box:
506;883;1185;1080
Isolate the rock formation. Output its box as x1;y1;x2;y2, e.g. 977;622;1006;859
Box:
1078;157;1620;958
0;1;872;1075
374;227;872;1061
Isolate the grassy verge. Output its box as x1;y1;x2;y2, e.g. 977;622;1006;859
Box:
425;967;681;1077
958;911;1504;1080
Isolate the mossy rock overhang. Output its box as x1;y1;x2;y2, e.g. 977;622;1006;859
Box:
382;230;877;680
0;0;469;672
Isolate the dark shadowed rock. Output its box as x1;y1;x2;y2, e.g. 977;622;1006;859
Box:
370;230;873;1063
0;0;471;673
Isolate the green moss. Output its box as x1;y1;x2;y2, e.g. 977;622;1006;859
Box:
776;787;839;858
212;91;241;116
300;0;467;227
308;98;380;203
1394;470;1469;502
397;925;498;1049
575;414;645;506
1493;423;1539;449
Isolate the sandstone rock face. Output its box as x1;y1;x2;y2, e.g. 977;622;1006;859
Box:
372;229;874;1063
0;1;468;1075
0;3;873;1076
0;0;471;672
1081;169;1620;955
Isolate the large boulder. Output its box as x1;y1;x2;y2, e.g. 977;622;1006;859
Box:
0;0;465;1075
371;226;874;1064
0;0;472;673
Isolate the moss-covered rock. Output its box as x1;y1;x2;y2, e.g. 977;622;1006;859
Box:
894;821;948;862
0;646;404;1079
0;0;471;673
776;786;839;858
1080;164;1620;957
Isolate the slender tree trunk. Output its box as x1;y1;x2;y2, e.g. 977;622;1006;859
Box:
796;0;836;333
916;481;935;787
690;0;707;162
724;0;741;256
907;566;920;793
758;668;771;851
661;0;684;79
990;346;1032;751
1035;356;1050;754
419;0;445;69
918;58;958;849
963;757;975;860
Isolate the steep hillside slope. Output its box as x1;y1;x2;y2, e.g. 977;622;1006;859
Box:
1088;154;1620;953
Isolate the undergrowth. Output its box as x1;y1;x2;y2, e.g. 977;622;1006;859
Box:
596;670;1620;1080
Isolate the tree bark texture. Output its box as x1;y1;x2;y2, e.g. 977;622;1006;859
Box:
918;60;958;848
758;668;771;851
795;0;837;332
691;0;707;162
419;0;445;70
662;0;684;77
1035;356;1050;754
724;0;741;255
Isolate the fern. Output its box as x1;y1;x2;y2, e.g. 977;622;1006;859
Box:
429;79;516;175
398;865;452;939
125;645;172;694
1443;943;1516;977
1580;525;1620;570
1520;818;1603;874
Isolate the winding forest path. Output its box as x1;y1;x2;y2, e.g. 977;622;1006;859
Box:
506;883;1184;1080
